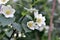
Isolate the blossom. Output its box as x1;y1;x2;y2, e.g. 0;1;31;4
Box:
26;8;46;31
27;21;35;30
24;7;38;13
27;8;37;13
35;14;46;26
24;7;39;18
2;5;15;18
0;0;9;4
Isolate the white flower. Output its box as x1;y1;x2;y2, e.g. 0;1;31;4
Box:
2;5;15;18
27;21;35;30
24;7;38;13
35;14;46;26
28;8;37;13
24;7;39;18
0;0;9;4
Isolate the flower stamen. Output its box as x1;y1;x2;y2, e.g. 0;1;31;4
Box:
36;18;42;23
1;0;6;2
28;22;33;27
5;10;11;15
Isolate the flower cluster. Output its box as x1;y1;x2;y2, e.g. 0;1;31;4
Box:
0;0;15;18
26;8;49;31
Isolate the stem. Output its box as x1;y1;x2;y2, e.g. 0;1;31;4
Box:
35;31;40;40
48;0;56;40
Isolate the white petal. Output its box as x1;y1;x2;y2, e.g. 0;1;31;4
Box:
38;14;42;17
0;0;9;4
38;27;44;31
4;14;14;18
36;21;42;26
42;16;46;21
12;9;16;14
42;22;46;25
27;21;35;30
34;10;39;18
7;5;12;8
29;27;35;30
34;24;39;29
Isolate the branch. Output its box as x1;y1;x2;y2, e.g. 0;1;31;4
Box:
48;0;56;40
35;31;40;40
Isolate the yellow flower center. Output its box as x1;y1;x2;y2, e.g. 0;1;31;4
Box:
1;0;6;2
6;10;11;15
36;18;42;23
28;22;33;27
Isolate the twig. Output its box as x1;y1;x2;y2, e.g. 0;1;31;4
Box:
35;31;40;40
48;0;56;40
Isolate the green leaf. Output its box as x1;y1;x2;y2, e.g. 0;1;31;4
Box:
2;37;8;40
22;23;31;33
21;15;32;33
12;23;22;32
5;30;13;37
0;15;15;26
21;10;28;16
22;15;33;23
